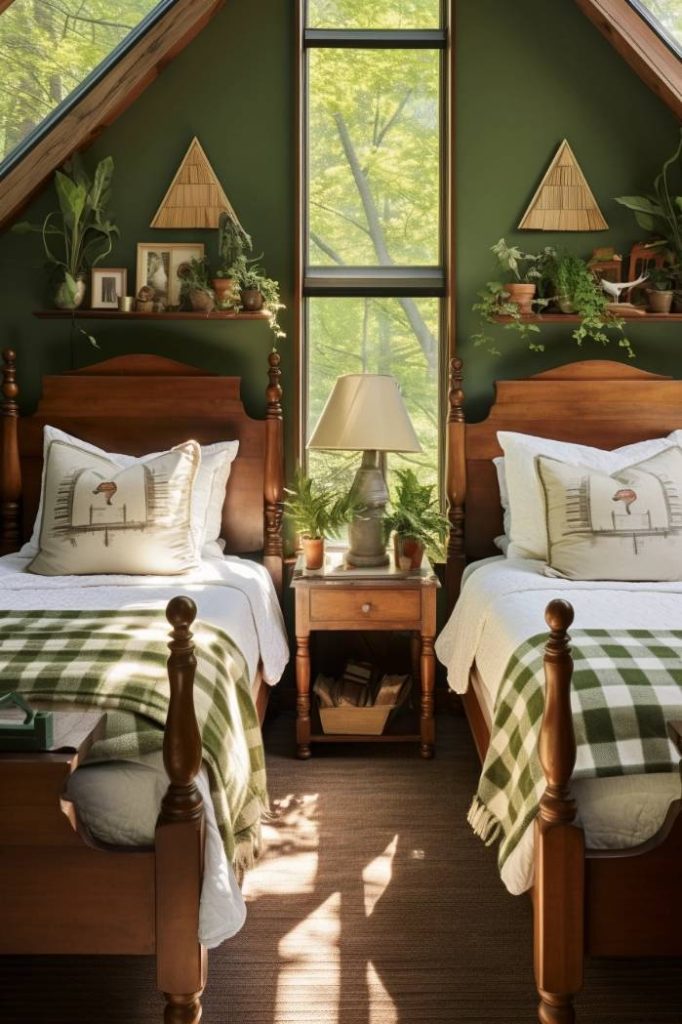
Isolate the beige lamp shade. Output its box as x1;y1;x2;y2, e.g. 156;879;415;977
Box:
307;374;421;453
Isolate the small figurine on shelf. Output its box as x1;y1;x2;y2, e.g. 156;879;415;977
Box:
136;285;155;312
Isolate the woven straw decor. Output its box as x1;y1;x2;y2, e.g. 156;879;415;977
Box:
518;139;608;232
150;137;239;229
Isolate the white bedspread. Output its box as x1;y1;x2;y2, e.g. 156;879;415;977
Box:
0;551;289;946
436;557;682;894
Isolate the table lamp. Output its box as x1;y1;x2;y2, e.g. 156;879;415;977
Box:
307;374;422;567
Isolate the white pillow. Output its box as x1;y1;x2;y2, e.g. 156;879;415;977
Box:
23;427;238;557
498;430;679;561
29;437;200;576
539;446;682;581
493;456;510;538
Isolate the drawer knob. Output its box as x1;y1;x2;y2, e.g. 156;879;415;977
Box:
361;602;372;614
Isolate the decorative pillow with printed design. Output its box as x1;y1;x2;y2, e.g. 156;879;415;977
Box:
537;446;682;581
29;438;201;576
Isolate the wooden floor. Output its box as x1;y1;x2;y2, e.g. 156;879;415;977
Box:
1;711;681;1023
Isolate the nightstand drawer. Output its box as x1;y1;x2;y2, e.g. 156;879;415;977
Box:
309;588;421;624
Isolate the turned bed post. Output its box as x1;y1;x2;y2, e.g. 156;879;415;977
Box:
534;599;584;1024
264;348;284;598
156;597;207;1024
0;348;22;555
446;356;466;611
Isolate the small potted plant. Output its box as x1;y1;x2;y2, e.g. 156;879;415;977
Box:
232;257;286;343
283;469;358;570
213;211;251;305
490;238;544;314
646;265;676;313
13;154;118;310
383;469;449;570
178;257;215;313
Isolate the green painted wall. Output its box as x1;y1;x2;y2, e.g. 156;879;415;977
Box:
456;0;680;420
0;0;679;438
0;0;294;425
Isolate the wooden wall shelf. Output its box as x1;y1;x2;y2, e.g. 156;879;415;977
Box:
34;309;271;321
494;313;682;324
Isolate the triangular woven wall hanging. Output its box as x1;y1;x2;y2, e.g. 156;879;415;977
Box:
150;137;240;229
518;139;608;231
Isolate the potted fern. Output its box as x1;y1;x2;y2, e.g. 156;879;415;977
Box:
213;211;251;306
284;469;358;570
384;469;449;570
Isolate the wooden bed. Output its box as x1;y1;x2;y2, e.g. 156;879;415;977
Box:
0;349;284;1024
445;357;682;1024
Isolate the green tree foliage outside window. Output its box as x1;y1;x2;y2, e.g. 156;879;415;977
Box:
305;0;443;495
0;0;161;165
638;0;682;47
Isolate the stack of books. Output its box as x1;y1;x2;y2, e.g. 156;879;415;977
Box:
314;661;411;735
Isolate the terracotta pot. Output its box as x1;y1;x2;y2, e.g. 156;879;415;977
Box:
302;536;324;571
240;288;264;312
393;534;425;572
504;282;536;316
135;299;154;313
212;277;235;304
647;289;674;314
54;275;86;310
189;288;215;313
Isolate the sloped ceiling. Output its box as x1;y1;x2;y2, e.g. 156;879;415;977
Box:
576;0;682;120
0;0;225;229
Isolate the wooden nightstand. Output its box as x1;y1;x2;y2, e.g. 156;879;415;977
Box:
291;550;440;759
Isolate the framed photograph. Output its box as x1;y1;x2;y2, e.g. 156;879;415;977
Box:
136;243;205;309
91;267;127;309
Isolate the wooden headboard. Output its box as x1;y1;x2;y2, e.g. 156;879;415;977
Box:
445;357;682;608
0;350;284;595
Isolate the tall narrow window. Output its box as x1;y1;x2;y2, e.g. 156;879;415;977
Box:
300;0;449;494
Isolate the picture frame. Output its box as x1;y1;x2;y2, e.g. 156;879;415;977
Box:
135;243;205;310
91;267;127;309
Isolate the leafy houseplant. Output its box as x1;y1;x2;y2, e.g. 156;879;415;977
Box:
13;154;118;309
490;238;545;313
615;130;682;278
283;468;358;570
178;257;215;313
231;256;286;344
213;211;251;305
646;265;676;314
383;468;449;569
541;251;634;358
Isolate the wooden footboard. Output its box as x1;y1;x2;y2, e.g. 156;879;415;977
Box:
533;598;682;1024
0;597;207;1024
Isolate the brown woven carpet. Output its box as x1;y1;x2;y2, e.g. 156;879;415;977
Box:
1;711;681;1023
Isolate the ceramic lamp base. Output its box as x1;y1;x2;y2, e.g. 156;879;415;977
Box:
346;450;390;568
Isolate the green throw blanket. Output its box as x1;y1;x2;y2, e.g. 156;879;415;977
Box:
0;609;267;868
469;629;682;870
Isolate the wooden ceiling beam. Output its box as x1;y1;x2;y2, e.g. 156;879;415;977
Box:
575;0;682;121
0;0;225;229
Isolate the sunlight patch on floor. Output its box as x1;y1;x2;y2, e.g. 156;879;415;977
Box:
367;961;399;1024
275;892;341;1023
362;835;397;916
244;793;320;900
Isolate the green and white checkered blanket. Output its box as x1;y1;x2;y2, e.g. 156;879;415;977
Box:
469;629;682;870
0;609;267;868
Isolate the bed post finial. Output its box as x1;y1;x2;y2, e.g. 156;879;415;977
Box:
534;598;583;1024
264;348;284;598
0;348;22;556
445;356;466;610
160;596;203;825
157;596;206;1024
